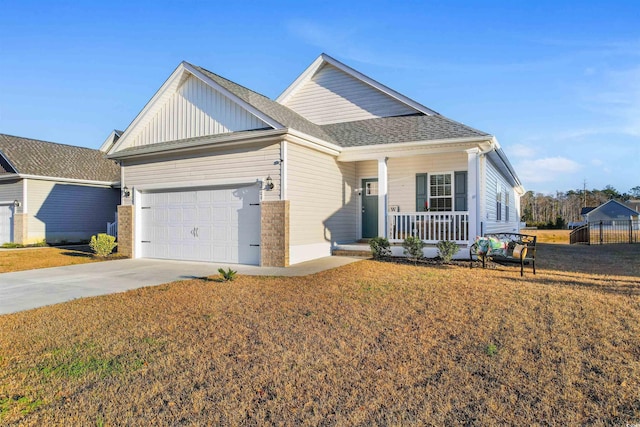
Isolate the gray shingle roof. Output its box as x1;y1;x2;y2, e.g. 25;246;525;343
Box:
191;63;490;148
0;134;120;182
320;114;490;147
190;64;337;143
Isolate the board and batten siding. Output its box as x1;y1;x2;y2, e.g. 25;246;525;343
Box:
283;64;417;125
482;157;519;234
287;143;357;263
123;142;281;202
127;75;270;149
0;180;23;213
26;179;120;243
356;153;468;212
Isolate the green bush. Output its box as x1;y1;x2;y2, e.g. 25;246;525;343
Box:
402;236;424;264
436;240;460;263
89;233;117;257
218;267;237;281
369;236;392;259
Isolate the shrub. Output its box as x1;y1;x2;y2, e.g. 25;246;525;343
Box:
89;233;117;257
369;236;392;259
437;240;460;263
1;242;24;249
218;267;237;281
402;236;424;264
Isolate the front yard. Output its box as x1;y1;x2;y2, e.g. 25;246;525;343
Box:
0;245;639;424
0;247;120;273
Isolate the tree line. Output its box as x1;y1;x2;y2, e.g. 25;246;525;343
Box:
520;185;640;229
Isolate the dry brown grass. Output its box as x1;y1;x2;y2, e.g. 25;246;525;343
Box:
0;247;120;273
1;245;639;425
522;229;571;244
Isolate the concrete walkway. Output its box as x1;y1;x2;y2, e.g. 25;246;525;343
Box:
0;256;362;315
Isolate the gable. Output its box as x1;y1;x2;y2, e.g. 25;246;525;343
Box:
282;63;420;125
116;73;272;151
588;200;639;220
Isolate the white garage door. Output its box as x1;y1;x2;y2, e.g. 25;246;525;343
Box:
140;185;261;264
0;204;13;244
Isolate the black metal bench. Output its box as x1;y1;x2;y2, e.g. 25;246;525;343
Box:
470;232;537;276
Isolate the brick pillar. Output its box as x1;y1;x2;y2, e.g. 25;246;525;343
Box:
13;213;28;244
261;200;289;267
117;205;134;258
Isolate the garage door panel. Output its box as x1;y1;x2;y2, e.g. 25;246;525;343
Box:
140;185;260;265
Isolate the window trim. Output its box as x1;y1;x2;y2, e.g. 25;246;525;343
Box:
428;171;454;212
496;182;503;221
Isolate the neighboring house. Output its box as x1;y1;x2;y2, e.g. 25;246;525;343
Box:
625;199;640;213
107;54;524;266
582;199;640;226
0;134;121;244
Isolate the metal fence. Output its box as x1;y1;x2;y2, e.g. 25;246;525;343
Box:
570;220;640;245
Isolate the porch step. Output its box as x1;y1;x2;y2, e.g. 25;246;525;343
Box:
332;249;372;258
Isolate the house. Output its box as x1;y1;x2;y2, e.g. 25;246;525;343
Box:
106;54;524;266
0;134;121;245
625;199;640;213
582;199;640;225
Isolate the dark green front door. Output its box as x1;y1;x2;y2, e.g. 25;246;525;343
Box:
362;178;379;238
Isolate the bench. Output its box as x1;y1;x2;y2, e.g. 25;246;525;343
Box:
469;232;537;276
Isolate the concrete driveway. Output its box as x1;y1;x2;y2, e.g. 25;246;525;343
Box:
0;256;361;315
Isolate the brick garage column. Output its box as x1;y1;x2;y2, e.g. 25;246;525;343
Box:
13;213;28;245
260;200;289;267
117;205;134;258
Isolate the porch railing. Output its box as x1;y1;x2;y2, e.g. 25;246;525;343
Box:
388;211;469;244
106;212;118;238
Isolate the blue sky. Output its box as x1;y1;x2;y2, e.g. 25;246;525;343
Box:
1;0;639;195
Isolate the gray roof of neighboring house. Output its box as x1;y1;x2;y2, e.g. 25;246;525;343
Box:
0;134;120;182
320;114;490;147
586;199;639;219
190;63;491;147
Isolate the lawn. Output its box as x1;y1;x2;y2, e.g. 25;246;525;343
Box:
1;245;639;425
0;247;119;273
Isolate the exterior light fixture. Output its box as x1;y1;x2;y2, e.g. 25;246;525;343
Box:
13;200;20;207
123;186;131;198
265;176;274;191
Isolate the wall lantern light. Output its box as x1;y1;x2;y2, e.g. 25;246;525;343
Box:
264;176;274;191
13;200;20;207
123;186;131;198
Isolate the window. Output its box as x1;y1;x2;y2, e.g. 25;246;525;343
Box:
505;189;510;222
496;183;502;221
429;173;452;211
365;181;378;196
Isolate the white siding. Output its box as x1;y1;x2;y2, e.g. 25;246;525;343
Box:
0;180;23;214
356;153;468;212
127;75;270;149
123;142;281;203
26;179;120;243
482;158;520;234
287;143;357;253
283;64;417;125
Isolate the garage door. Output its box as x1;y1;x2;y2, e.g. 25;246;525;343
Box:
0;204;13;244
140;185;261;264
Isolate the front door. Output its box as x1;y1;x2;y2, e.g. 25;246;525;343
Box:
361;178;379;238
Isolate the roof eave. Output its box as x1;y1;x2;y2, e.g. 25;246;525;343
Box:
108;128;289;160
338;136;494;162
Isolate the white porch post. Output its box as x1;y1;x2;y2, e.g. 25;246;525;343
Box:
377;157;388;238
466;148;481;240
